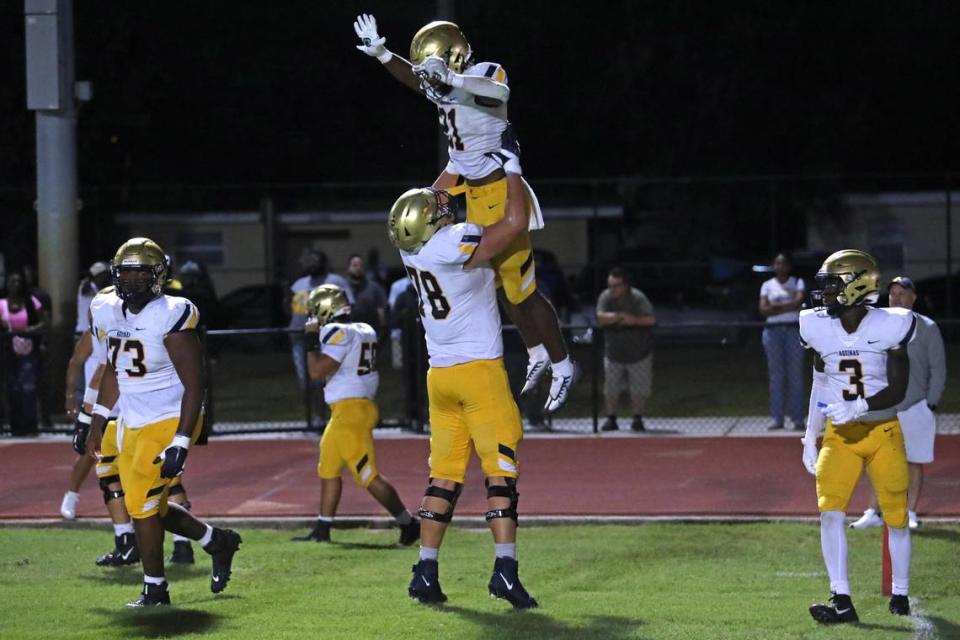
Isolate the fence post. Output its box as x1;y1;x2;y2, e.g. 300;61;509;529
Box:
592;326;600;433
202;327;214;441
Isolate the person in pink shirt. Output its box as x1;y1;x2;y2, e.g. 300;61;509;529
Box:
0;269;47;436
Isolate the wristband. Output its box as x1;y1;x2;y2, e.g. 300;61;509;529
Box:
77;412;92;425
93;404;112;419
376;49;393;64
83;386;99;406
171;434;191;450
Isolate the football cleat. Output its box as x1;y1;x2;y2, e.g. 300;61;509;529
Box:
126;581;171;608
167;540;195;564
291;521;331;543
206;528;242;593
408;559;447;604
889;594;910;616
96;533;140;567
849;509;883;529
630;416;646;432
600;416;619;432
809;593;859;624
60;491;79;520
521;358;550;395
908;512;920;530
488;557;538;609
398;519;421;546
544;362;580;413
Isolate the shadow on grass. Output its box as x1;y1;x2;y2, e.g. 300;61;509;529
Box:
93;606;220;638
79;563;209;587
443;605;642;640
928;615;960;638
330;540;403;551
854;622;914;633
913;527;960;543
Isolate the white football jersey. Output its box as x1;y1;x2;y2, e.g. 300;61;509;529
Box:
399;223;502;367
90;292;200;429
317;321;379;404
426;61;521;180
800;306;916;421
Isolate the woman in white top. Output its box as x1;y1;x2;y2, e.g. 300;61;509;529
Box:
759;253;806;430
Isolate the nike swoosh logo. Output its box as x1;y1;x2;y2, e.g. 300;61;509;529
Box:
883;427;894;433
867;340;879;344
836;607;851;614
421;576;431;587
122;548;133;560
499;573;514;590
488;204;498;209
213;575;221;583
135;327;146;330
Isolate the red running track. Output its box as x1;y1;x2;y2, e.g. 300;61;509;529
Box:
2;436;959;519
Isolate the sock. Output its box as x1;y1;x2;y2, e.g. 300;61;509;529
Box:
820;511;850;595
395;510;413;526
495;543;516;559
143;574;166;586
318;516;334;524
114;522;134;536
198;524;214;548
172;534;190;543
527;344;548;363
551;356;573;376
908;510;917;522
65;490;80;500
419;546;439;561
888;525;912;596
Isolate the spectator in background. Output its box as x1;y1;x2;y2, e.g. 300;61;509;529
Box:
758;252;806;431
388;274;412;369
346;254;387;336
533;249;572;322
0;268;47;436
365;247;389;288
22;264;54;428
596;267;656;432
177;261;219;331
850;276;946;530
286;250;353;392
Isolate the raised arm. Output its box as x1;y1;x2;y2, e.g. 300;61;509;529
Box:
354;14;422;94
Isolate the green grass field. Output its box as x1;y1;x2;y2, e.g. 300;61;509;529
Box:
2;524;959;639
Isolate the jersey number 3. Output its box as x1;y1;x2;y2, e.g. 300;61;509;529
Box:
108;337;147;377
839;359;865;400
405;266;451;320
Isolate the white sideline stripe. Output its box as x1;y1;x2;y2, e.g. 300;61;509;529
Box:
910;598;939;640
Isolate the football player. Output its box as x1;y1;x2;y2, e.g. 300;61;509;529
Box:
799;250;915;623
87;237;241;607
292;284;421;546
388;186;537;609
354;14;577;413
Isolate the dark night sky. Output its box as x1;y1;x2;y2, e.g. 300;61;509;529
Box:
2;1;959;187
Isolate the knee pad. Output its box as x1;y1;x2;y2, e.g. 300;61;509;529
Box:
484;477;519;524
878;497;908;529
98;475;124;504
418;480;463;523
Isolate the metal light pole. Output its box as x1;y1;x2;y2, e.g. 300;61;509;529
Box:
24;0;90;326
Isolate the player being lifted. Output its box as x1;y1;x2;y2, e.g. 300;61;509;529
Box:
354;14;577;412
799;250;915;623
388;186;537;608
87;238;241;607
292;284;421;546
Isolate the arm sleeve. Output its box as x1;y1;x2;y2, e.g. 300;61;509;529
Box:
319;324;352;363
805;370;829;435
452;63;510;102
90;326;108;364
926;321;947;406
164;300;200;334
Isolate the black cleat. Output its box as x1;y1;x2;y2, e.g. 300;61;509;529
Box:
398;519;421;546
889;594;910;616
488;557;538;609
96;533;139;567
291;521;331;543
600;417;619;432
408;559;447;604
809;593;859;624
167;540;195;564
205;528;242;593
630;416;646;432
126;581;171;608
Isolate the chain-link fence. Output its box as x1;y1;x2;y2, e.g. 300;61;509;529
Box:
3;319;959;437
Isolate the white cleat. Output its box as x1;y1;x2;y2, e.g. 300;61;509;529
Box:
544;362;579;413
849;509;883;529
60;491;80;520
908;511;920;530
521;358;550;395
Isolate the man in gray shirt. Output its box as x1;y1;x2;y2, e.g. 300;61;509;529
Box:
850;276;946;530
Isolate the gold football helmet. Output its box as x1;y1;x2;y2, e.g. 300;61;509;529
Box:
111;237;168;303
387;187;455;254
813;249;880;316
307;284;351;326
410;20;472;72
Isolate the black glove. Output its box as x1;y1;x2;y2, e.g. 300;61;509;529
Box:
72;413;92;455
157;435;190;478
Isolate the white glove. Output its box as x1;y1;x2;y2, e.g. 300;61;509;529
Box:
412;55;453;85
822;396;869;425
353;14;388;59
801;435;818;475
